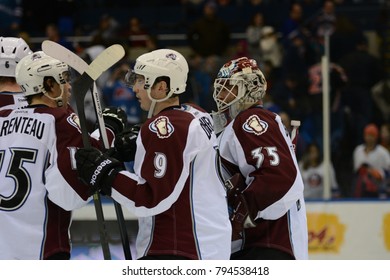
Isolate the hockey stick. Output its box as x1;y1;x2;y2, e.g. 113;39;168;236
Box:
290;120;301;154
42;41;127;260
42;40;110;148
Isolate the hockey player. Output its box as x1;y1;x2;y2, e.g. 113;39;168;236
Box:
0;51;125;259
74;49;232;260
212;57;308;260
0;37;32;109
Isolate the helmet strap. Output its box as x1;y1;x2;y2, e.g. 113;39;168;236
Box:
147;100;156;118
146;86;173;118
43;83;64;107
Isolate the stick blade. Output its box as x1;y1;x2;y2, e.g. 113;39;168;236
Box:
41;40;88;74
86;44;126;80
291;120;301;127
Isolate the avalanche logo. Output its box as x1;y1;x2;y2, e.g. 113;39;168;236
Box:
242;115;268;136
67;112;82;133
166;53;177;60
149;116;174;139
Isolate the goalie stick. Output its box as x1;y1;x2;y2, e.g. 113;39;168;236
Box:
42;41;130;260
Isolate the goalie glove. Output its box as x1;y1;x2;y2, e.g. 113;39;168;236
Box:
225;173;256;240
101;106;128;135
112;124;141;162
75;147;124;196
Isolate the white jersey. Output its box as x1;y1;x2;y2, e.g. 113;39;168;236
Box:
353;144;390;174
0;106;95;259
110;104;232;259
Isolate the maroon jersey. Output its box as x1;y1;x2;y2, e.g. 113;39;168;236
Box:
0;92;28;110
218;106;308;259
110;104;231;259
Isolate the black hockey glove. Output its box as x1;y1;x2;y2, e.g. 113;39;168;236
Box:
101;106;128;135
225;173;256;241
112;124;141;162
75;147;124;196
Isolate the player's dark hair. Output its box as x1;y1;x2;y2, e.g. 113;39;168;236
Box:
154;76;178;98
26;93;43;104
43;76;56;92
0;76;16;84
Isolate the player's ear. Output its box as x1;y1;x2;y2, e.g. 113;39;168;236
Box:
43;77;56;92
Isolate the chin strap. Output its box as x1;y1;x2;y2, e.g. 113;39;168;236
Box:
43;84;65;107
146;87;173;119
147;100;156;119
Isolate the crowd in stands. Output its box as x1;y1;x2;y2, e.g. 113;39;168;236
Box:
1;0;390;199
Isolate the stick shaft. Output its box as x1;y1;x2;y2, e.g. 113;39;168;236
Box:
72;72;112;260
290;120;301;154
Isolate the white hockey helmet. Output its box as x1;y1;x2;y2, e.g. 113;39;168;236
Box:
126;48;189;101
0;37;32;77
15;51;69;97
213;57;267;116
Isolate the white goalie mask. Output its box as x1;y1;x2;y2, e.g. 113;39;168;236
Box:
0;37;32;77
212;57;267;132
15;51;69;106
125;49;189;117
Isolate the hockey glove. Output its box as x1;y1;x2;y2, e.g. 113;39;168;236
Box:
101;106;128;135
112;124;141;162
225;173;256;241
75;147;124;196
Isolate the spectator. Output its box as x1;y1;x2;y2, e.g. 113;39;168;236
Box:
299;142;340;200
232;40;250;60
309;0;337;52
281;30;317;83
187;1;230;58
380;122;390;153
306;62;348;150
45;23;74;51
339;34;383;147
120;17;150;48
352;123;390;198
259;26;283;72
270;72;310;123
186;53;219;112
245;12;265;62
102;62;143;125
90;14;120;45
330;15;362;63
371;78;390;123
280;2;304;46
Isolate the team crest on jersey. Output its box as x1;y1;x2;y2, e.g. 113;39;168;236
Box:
242;115;268;135
67;113;81;133
149;116;174;138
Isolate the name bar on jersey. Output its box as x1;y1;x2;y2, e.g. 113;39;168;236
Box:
0;116;45;140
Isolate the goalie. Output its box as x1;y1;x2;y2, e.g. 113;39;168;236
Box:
212;57;308;260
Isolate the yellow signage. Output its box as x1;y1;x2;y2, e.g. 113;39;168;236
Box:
384;214;390;250
307;213;346;253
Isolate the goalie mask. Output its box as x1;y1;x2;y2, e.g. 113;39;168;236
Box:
15;51;69;107
0;37;32;77
125;48;189;117
212;57;267;132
